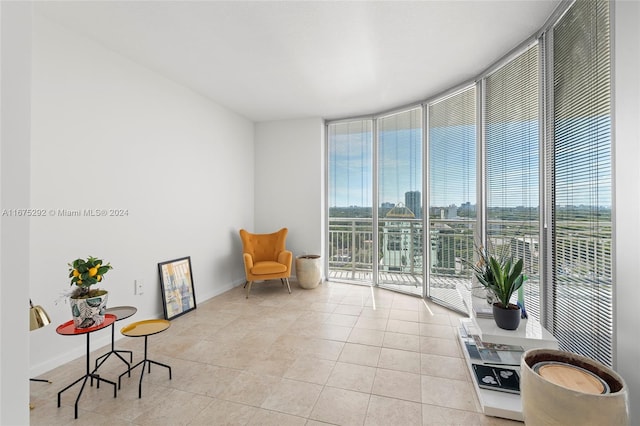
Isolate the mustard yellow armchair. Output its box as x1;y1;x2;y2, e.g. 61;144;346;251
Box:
239;228;292;298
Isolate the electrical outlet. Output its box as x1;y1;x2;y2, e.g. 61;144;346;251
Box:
136;279;144;295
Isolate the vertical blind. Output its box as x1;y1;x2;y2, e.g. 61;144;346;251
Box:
484;44;541;320
550;0;612;366
428;86;476;312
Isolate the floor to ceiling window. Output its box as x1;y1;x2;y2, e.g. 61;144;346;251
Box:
327;120;374;284
327;109;424;295
427;86;476;312
377;107;423;295
325;0;612;366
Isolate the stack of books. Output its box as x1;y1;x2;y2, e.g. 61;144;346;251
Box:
471;296;494;319
473;304;494;319
460;318;524;394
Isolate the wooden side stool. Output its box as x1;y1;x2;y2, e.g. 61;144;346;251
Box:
118;319;172;398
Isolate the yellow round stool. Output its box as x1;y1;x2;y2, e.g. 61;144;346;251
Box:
118;319;172;398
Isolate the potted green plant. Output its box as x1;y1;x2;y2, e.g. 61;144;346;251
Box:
470;242;527;330
68;256;113;328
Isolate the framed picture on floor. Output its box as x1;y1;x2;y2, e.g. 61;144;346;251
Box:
158;256;197;320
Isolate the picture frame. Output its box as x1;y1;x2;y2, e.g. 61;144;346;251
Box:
158;256;197;320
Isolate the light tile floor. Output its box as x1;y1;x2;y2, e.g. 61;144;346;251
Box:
30;281;521;425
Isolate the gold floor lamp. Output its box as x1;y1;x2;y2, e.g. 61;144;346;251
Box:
29;299;52;409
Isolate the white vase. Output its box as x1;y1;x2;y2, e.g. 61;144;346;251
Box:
70;291;109;328
296;255;321;289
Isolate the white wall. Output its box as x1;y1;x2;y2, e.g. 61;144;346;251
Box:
0;2;32;423
254;119;324;277
28;16;255;376
614;0;640;422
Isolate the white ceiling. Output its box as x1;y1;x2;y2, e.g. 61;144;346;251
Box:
35;1;560;122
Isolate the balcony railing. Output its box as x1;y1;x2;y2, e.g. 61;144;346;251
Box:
328;217;478;285
328;216;611;316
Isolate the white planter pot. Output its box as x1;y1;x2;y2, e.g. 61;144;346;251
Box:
70;291;109;329
295;255;321;289
521;348;629;426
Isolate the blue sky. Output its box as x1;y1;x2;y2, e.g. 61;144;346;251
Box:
328;116;611;210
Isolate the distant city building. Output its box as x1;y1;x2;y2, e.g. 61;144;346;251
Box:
510;236;539;275
459;202;476;218
381;202;395;209
447;204;457;219
381;203;421;273
435;204;459;220
405;191;422;219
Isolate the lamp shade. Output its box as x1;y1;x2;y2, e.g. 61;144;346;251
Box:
29;299;51;331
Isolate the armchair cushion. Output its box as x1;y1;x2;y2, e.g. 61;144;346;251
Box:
252;261;288;275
